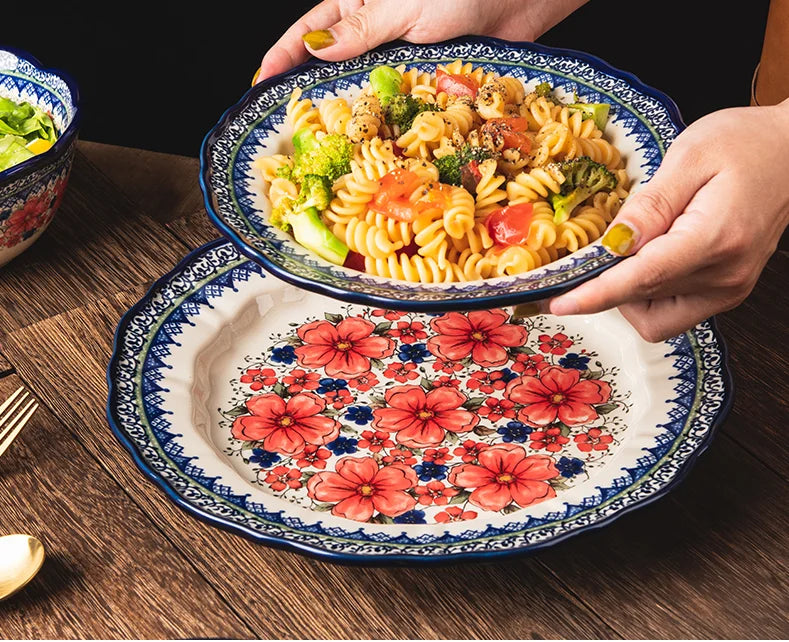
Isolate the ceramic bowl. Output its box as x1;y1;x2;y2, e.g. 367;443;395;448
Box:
200;36;684;312
0;46;80;267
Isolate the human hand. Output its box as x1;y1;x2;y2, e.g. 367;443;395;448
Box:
253;0;589;84
545;99;789;342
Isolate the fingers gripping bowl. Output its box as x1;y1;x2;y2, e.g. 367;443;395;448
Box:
200;37;684;312
0;47;80;267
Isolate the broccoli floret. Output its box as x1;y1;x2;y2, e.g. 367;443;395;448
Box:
368;64;440;132
275;163;293;181
298;173;333;211
381;93;440;132
549;156;618;224
534;81;554;98
268;172;347;264
269;172;332;234
434;144;495;186
291;127;352;183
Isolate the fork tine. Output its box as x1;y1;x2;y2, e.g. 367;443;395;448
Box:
0;398;38;458
0;387;25;422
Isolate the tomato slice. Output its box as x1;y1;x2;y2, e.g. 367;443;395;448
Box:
436;69;479;98
480;117;532;155
460;159;483;193
369;168;448;222
486;203;534;246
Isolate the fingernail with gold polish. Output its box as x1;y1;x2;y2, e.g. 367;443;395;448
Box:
512;302;544;319
602;222;638;256
251;66;261;87
302;29;336;50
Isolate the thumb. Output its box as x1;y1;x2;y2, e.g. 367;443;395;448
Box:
600;146;706;257
302;4;419;62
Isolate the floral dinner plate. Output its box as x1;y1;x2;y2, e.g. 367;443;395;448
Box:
106;239;732;564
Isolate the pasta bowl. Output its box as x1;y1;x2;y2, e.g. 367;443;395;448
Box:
199;36;684;312
0;46;80;267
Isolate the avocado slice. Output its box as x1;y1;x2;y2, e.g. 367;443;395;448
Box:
290;206;349;266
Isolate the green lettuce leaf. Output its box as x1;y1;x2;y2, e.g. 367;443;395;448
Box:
0;96;58;172
0;135;35;172
0;96;57;142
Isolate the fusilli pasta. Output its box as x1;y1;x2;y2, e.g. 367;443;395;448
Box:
254;60;630;284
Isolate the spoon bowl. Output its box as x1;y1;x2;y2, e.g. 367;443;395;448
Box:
0;534;45;600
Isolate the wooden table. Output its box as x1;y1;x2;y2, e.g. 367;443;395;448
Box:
0;141;787;640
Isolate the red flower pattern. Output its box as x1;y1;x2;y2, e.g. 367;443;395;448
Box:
282;369;321;394
293;445;332;469
538;333;573;355
511;353;549;375
232;392;341;454
264;466;303;491
506;366;612;427
466;370;510;393
372;385;479;448
427;309;528;367
414;481;459;506
574;428;614;452
240;367;278;391
357;430;394;453
386;321;428;344
435;506;478;522
295;317;395;377
228;308;623;523
453;440;490;464
307;456;418;522
529;427;570;452
448;443;559;511
382;361;419;383
382;448;417;466
477;397;516;422
347;372;380;392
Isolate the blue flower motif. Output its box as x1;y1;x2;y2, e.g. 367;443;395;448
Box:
327;436;358;455
317;377;349;393
557;456;585;478
498;367;519;383
497;421;533;443
248;448;281;467
413;461;448;481
270;345;296;364
345;405;373;425
559;352;591;370
397;342;431;363
393;509;427;524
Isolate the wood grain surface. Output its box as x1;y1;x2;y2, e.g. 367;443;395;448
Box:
0;141;786;640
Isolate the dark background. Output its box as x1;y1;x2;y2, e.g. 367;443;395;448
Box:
5;1;772;158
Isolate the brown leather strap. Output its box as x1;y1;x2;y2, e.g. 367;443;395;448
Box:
754;0;789;105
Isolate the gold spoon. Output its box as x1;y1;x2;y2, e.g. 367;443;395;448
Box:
0;534;45;601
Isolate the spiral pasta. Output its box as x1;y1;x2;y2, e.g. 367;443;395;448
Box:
286;87;322;134
334;217;404;259
256;60;630;284
319;97;352;136
474;158;508;216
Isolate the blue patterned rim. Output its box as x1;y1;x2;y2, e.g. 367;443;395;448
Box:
0;46;81;188
106;238;733;565
199;36;686;312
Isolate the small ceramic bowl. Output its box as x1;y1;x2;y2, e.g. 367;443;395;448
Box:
0;46;80;267
201;36;684;312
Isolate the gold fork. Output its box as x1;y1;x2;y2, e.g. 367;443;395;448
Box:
0;387;39;458
0;386;44;601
